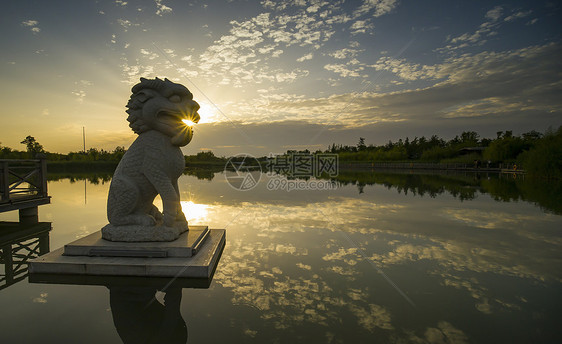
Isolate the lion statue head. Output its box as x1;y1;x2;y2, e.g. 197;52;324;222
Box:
126;77;201;146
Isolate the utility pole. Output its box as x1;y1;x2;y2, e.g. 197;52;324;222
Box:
83;126;86;153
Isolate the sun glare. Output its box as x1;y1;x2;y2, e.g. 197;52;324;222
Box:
180;201;209;223
196;101;218;124
182;119;196;126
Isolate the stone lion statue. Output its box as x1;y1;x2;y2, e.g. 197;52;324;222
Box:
102;77;200;242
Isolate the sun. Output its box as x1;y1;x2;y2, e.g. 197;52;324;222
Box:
182;119;196;126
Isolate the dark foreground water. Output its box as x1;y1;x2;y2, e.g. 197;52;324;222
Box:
1;170;561;343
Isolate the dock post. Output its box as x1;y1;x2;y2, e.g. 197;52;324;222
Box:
39;157;48;198
1;161;9;202
19;206;38;224
39;231;50;255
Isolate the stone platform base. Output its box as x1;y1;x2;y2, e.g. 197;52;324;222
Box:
28;228;225;279
66;226;209;258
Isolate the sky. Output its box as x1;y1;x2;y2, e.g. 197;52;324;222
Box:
1;0;561;156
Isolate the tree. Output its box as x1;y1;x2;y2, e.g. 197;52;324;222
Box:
519;126;562;179
460;131;479;144
483;136;527;162
522;130;542;141
111;146;126;161
357;137;366;150
20;135;45;156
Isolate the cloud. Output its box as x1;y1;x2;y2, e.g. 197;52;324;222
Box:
163;48;176;57
485;5;503;21
443;6;533;52
120;58;155;84
324;63;364;78
22;20;38;27
361;43;561;120
408;321;469;344
442;5;506;51
370;57;439;80
297;53;314;62
504;10;532;22
22;20;40;34
190;190;556;337
32;292;48;304
196;1;397;88
117;18;134;31
353;0;399;18
329;48;361;59
139;48;158;59
114;37;560;155
201;42;558;147
350;20;374;35
85;0;559;155
155;0;172;16
203;198;404;331
71;90;86;103
349;304;394;331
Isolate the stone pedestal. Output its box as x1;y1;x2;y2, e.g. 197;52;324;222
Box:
67;226;209;258
101;220;189;242
28;227;225;279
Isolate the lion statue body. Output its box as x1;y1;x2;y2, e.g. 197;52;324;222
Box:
102;77;200;242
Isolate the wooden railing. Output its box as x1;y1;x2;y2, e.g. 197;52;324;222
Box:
0;158;48;204
0;222;51;290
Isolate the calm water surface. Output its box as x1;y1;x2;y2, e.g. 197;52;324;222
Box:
0;170;561;343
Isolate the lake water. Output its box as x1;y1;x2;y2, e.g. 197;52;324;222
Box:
1;170;561;343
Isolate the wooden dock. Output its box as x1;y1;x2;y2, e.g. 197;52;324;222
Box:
0;158;50;223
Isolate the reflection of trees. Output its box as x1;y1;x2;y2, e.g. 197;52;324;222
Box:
48;173;113;185
328;171;479;200
183;167;223;181
483;176;562;214
326;170;562;214
47;168;223;183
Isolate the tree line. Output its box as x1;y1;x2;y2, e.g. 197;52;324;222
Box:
0;136;126;161
2;126;561;179
324;130;546;162
291;127;562;179
0;135;224;165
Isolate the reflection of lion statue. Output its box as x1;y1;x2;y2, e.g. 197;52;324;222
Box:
102;77;200;242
